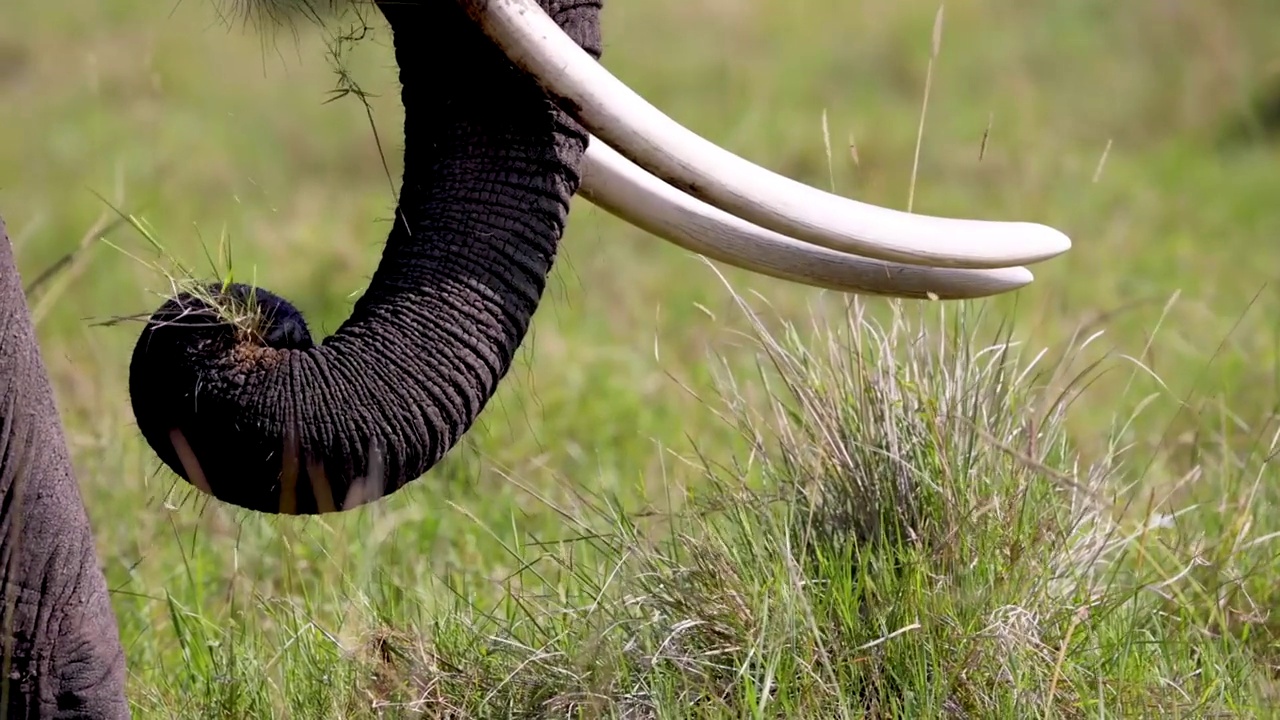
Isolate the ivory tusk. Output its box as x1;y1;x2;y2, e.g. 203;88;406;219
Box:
579;140;1034;300
459;0;1072;270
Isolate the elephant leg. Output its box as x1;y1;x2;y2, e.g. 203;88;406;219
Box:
0;217;129;718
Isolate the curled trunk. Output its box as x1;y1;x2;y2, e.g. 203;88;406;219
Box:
128;0;604;514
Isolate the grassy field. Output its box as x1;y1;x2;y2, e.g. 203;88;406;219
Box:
4;0;1280;716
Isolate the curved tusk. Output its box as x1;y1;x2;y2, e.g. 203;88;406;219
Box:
459;0;1072;270
579;140;1034;300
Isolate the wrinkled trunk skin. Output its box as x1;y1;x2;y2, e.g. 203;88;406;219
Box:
0;219;129;718
128;0;606;514
0;0;603;711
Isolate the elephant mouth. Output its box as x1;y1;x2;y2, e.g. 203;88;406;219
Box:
465;0;1072;300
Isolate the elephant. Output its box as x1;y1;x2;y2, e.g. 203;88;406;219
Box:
0;0;1071;715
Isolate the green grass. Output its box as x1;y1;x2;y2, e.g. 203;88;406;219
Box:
3;0;1280;716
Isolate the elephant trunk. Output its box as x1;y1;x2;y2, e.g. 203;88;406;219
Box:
0;222;130;718
127;0;604;514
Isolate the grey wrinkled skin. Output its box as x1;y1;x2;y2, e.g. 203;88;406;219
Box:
1;218;129;718
3;0;604;714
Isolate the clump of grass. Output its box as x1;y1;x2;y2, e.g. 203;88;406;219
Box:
89;196;288;349
150;291;1272;718
19;187;279;348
